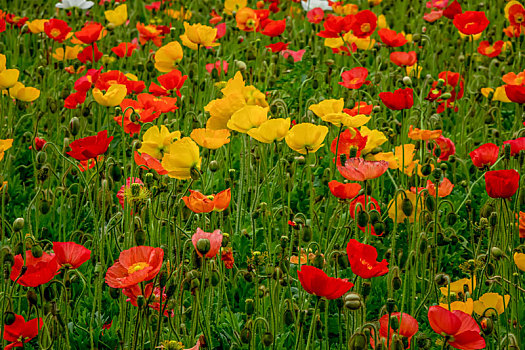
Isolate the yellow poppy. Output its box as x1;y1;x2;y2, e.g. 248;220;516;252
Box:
52;45;83;61
309;99;345;118
190;128;230;149
180;22;219;50
224;0;247;15
105;4;128;27
440;277;476;296
473;293;510;316
27;19;48;34
514;252;525;271
481;86;511;103
285;123;328;155
92;84;127;107
0;68;19;90
248;118;290;143
139;125;181;159
227;105;268;133
387;190;423;223
0;139;14;162
439;298;474;315
162;137;201;180
154;41;184;72
360;126;387;154
9;82;40;102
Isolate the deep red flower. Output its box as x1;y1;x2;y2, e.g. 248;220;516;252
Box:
96;70;145;95
338;157;389;181
428;306;486;350
307;7;325;24
77;43;103;63
53;242;91;269
149;69;187;97
351;10;377;38
469;143;499;168
390;51;417;67
434;135;455;161
378;28;407;47
347;239;389;279
265;42;289;53
116;99;160;135
349;195;381;236
317;14;354;38
105;246;164;289
503;137;525;156
67;130;113;161
328;180;361;200
134;152;168;175
221;247;235;269
297;265;353;299
123;283;173;317
112;42;138;58
75;22;103;44
453;11;489;35
477;40;504;58
485;169;520;199
3;314;43;350
339;67;369;89
259;18;286;37
29;137;46;151
331;128;368;164
505;84;525;104
378;312;419;348
443;0;462;19
44;19;71;43
64;91;87;109
379;88;414;110
10;251;58;287
343;102;374;116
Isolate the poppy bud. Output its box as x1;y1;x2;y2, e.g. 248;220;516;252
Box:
280;236;289;249
434;273;449;286
357;210;369;227
425;196;435;212
27;289;38;306
432;169;442;181
69;117;80;136
373;222;385;236
235;60;247;71
31;244;43;258
390;315;400;331
391;267;402;290
489;212;498;227
402;76;412;86
401;198;413;217
36;151;47;165
491;247;504;260
504;143;511;160
480;317;493;334
38;166;50;184
302;226;312;242
348;332;367;350
190;167;201;181
446;212;457;226
243;271;253;282
386;298;396;313
208;160;219;172
344;293;362;310
262;332;274;347
3;311;16;326
440;92;452;100
13;218;24;232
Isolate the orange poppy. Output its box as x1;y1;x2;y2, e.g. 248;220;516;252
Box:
408;125;443;141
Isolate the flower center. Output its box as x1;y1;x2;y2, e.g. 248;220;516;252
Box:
50;28;61;37
360;23;371;33
360;258;373;270
128;262;149;274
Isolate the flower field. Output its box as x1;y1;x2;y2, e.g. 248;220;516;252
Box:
1;0;525;348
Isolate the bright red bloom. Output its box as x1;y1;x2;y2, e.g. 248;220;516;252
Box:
123;283;173;317
265;42;289;53
346;239;389;279
508;3;525;28
434;135;455;161
192;228;223;258
412;178;455;198
44;19;71;43
390;51;417;67
64;91;87;109
116;99;160;135
136;23;164;47
53;242;91;269
96;70;145;95
378;312;419;348
328;180;361;200
221;247;235;269
505;85;525;104
343;102;374;116
427;71;464;113
112;42;138;58
428;306;486;350
30;137;46;151
317;14;354;38
205;60;229;77
351;10;377;38
75;22;103;44
297;265;353;299
3;314;43;350
379;88;414;110
67;130;113;161
10;251;58;287
443;0;462;19
259;18;286;37
378;28;407;47
307;7;325;24
477;40;504;58
77;43;103;63
105;246;164;289
453;11;489;35
485;169;520;199
503;137;525;156
331;129;368;164
281;49;305;62
349;195;381;236
338;157;389;181
469;143;499;168
134;152;168;175
339;67;369;89
150;69;187;97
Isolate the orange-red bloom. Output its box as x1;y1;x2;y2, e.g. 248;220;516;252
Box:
408;125;442;140
297;265;353;299
337;157;389;181
182;189;231;213
136;23;165;46
347;239;389;279
351;10;377;38
44;18;71;43
390;51;417;67
75;22;103;44
339;67;369;89
10;251;58;287
105;246;164;289
328;180;361;200
453;11;489;35
428;306;485;350
192;228;223;258
477;40;504;58
236;7;259;32
112;42;138;58
378;28;407;47
3;314;43;350
53;241;91;269
469;143;499;169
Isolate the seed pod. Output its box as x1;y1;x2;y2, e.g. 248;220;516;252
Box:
357;210;369;227
208;160;219;172
196;239;210;256
434;273;449;286
373;222;385;236
480;317;493;334
3;312;16;326
344;293;362;310
425;195;435;212
386;298;396;313
348;332;367;350
489;212;498;227
401;198;413;217
134;229;146;246
491;247;504;260
446;212;457;226
69;117;80;136
31;245;43;258
27;289;38;306
262;332;274;347
240;326;251;344
13;218;24;232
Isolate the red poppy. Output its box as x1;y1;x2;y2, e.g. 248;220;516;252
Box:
77;43;103;63
44;18;71;43
307;7;324;24
112;42;138;58
503;137;525;156
317;14;354;38
265;42;289;53
205;60;229;77
338;157;389;182
505;85;525;104
485;169;520;199
10;251;58;287
453;11;489;35
508;3;525;28
343;102;374;116
330;129;368;164
469;143;499;169
210;10;223;25
29;137;46;151
149;69;187;97
434;135;455;161
53;242;91;269
105;246;164;289
378;28;407;47
443;0;462;19
136;23;164;47
134;152;168;175
96;70;145;95
281;49;305;62
390;51;417;67
221;247;235;269
349;195;381;236
423;10;443;22
182;189;231;213
67;130;113;161
379;88;414;110
3;314;43;350
64;91;87;109
339;67;369;89
75;22;103;44
428;306;486;350
123;283;173;317
427;71;464;113
192;228;223;258
378;312;419;348
328;180;361;200
346;239;389;279
259;18;286;37
477;40;504;58
412;178;454;198
351;10;377;38
297;265;353;299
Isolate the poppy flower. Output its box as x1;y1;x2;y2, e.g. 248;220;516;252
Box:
77;43;103;63
477;40;504;57
443;0;462;19
317;14;354;38
9;83;40;102
67;130;113;161
64;91;87;109
285;123;329;154
138;93;178;113
434;135;456;161
390;51;417;67
116;178;150;211
339;67;369;89
30;137;46;151
150;69;187;97
338;157;389;181
53;242;91;269
123;283;173;317
154;41;184;73
105;4;127;27
328;180;361;200
138;125;181;159
297;265;353;299
349;195;381;235
428;306;486;350
343;102;374;116
190;128;231;149
3;314;43;350
453;11;489;35
412;178;454;197
75;22;103;44
505;84;525;104
485;169;520;199
330;129;368;164
10;251;58;287
438;299;474;315
281;49;306;62
346;239;389;279
180;22;219;49
469;143;499;169
514;252;525;271
473;293;510;316
503;137;525;156
134;152;168;175
112;42;138;58
440;277;476;296
192;228;223;258
227;105;268;133
378;28;407;47
0;139;13;162
162;137;201;180
307;7;325;23
259;18;286;37
507;2;525;29
96;70;144;95
44;18;71;43
136;23;164;46
236;7;259;32
105;246;164;289
182;189;231;213
221;247;235;269
378;312;419;348
408;126;442;140
205;60;228;77
379;88;414;110
0;67;19;90
56;0;94;9
248;118;291;143
266;42;289;52
351;10;377;38
93;84;127;107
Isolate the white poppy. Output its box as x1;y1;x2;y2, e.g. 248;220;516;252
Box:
301;0;332;11
55;0;95;10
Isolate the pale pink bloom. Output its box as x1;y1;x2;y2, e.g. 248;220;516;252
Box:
192;228;223;258
281;49;306;62
337;157;389;181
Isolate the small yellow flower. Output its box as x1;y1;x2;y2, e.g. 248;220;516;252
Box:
52;45;83;61
440;277;476;296
227;105;268;133
285;123;328;155
27;19;49;34
9;82;40;102
439;298;474;315
139;125;181;159
387;190;423;223
248;118;290;143
309;99;344;118
473;293;510;316
180;22;219;50
154;41;184;72
360;126;387;154
92;84;127;107
481;86;511;103
224;0;247;15
105;4;128;27
0;62;19;90
162;137;201;180
165;7;192;20
514;252;525;271
0;139;14;162
190;128;230;149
